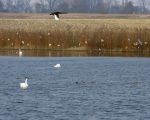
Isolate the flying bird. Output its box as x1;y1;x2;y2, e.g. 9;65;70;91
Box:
50;12;67;20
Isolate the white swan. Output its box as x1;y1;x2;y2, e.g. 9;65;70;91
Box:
20;78;28;90
54;64;61;68
19;49;22;56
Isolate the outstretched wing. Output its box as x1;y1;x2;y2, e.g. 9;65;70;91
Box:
50;12;67;15
50;12;67;20
58;12;67;14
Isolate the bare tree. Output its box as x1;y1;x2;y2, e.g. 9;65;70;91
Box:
6;0;13;12
57;1;69;12
123;1;135;13
0;0;4;11
105;0;112;13
95;0;108;13
138;0;146;13
24;0;31;13
141;0;146;13
72;0;89;12
46;0;58;11
34;2;43;13
0;0;149;13
15;0;27;12
87;0;101;12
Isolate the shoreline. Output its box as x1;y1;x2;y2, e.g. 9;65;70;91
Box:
0;13;150;19
0;48;149;57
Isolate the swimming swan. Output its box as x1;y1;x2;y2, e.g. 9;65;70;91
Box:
20;78;28;90
54;64;61;68
19;49;22;56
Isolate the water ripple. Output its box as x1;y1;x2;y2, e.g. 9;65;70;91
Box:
0;57;150;120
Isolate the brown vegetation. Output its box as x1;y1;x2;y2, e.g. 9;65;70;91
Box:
0;13;150;55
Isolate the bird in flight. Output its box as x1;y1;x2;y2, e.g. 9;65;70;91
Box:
50;12;67;20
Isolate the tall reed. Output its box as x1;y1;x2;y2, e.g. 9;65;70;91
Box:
0;19;150;52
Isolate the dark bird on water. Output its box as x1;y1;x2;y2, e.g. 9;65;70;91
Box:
50;12;67;20
75;81;79;84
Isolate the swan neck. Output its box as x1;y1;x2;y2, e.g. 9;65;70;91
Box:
25;79;28;84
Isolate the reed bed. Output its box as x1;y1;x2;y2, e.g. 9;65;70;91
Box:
0;19;150;52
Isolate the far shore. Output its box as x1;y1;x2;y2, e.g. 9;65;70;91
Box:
0;13;150;19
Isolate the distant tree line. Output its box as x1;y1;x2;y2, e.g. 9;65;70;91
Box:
0;0;149;14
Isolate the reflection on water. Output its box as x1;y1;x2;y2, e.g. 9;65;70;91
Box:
0;49;150;57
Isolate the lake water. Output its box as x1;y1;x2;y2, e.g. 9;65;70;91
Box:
0;57;150;120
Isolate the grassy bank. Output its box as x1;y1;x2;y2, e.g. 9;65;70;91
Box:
0;17;150;53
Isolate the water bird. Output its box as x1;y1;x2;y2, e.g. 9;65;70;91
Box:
50;12;67;20
75;81;79;84
137;39;143;45
20;78;28;90
19;49;22;56
54;64;61;68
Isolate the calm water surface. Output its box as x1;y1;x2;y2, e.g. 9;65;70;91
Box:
0;57;150;120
